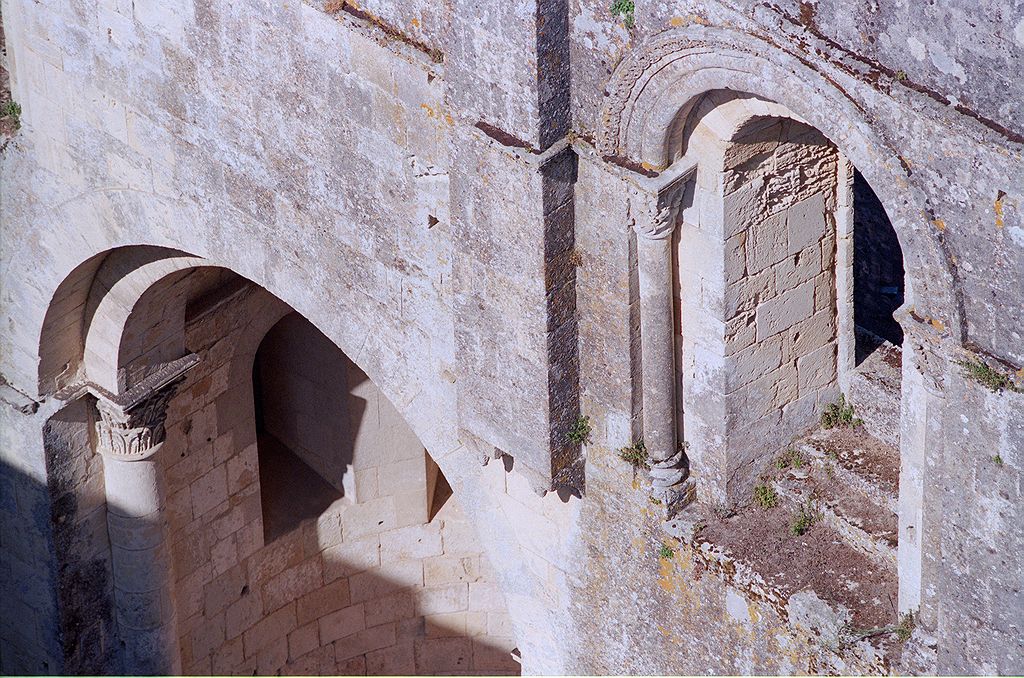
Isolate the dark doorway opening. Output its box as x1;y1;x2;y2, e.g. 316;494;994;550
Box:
853;169;905;365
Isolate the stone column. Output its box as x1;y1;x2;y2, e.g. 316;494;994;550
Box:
93;357;196;674
631;170;693;506
835;155;856;394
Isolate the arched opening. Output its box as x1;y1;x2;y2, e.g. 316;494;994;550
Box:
252;311;452;543
853;170;905;354
663;91;906;646
37;247;520;676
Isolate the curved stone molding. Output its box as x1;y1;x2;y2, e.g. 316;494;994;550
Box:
598;25;962;339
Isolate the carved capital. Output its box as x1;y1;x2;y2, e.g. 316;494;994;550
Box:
633;201;681;241
629;162;694;241
96;384;177;460
93;354;198;461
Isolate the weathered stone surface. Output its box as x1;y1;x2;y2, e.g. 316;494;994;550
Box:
1;0;1022;675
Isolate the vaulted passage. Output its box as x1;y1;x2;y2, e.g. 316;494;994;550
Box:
652;92;910;656
35;248;520;676
253;311;432;543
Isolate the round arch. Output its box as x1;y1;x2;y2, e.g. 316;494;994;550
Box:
599;25;961;337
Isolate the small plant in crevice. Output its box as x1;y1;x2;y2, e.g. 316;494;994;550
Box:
753;483;778;509
790;500;819;536
992;454;1004;466
821;394;863;429
618;438;648;469
659;544;674;559
609;0;635;29
894;69;908;82
567;414;592;445
956;357;1023;394
2;100;22;129
895;611;915;643
649;496;662;506
709;501;737;520
774;448;805;470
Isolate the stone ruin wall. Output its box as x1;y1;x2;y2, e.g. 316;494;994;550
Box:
1;0;1022;675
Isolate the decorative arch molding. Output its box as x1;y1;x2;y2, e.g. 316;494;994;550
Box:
13;188;577;673
10;187;452;456
599;25;962;337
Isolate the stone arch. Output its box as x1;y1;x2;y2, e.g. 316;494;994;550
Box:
609;56;928;629
35;245;528;674
599;25;960;337
17;185;574;673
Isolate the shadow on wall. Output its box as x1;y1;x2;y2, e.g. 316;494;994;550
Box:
14;396;523;676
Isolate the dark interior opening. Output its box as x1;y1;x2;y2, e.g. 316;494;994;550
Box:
252;313;346;543
853;169;905;364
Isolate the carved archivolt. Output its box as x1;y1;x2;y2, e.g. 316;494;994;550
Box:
600;23;963;342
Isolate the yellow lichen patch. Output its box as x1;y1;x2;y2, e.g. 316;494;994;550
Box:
932;218;946;231
668;14;709;27
657;552;680;593
420;103;437;118
930;317;945;332
410;17;420;28
747;600;762;624
995;191;1005;229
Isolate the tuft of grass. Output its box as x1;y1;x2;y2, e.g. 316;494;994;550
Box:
790;500;818;536
609;0;635;28
618;438;648;469
821;395;863;429
895;611;915;643
659;544;674;559
2;100;21;129
956;358;1023;393
753;483;778;509
567;415;592;445
774;448;805;470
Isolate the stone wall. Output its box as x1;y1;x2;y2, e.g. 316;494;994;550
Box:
154;275;518;675
1;0;1022;675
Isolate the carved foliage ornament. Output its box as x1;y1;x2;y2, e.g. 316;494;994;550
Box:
93;355;198;461
95;383;179;460
629;172;690;241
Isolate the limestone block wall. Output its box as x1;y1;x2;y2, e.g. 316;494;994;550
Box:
156;278;518;675
677;102;840;505
719;119;839;499
254;312;428;511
